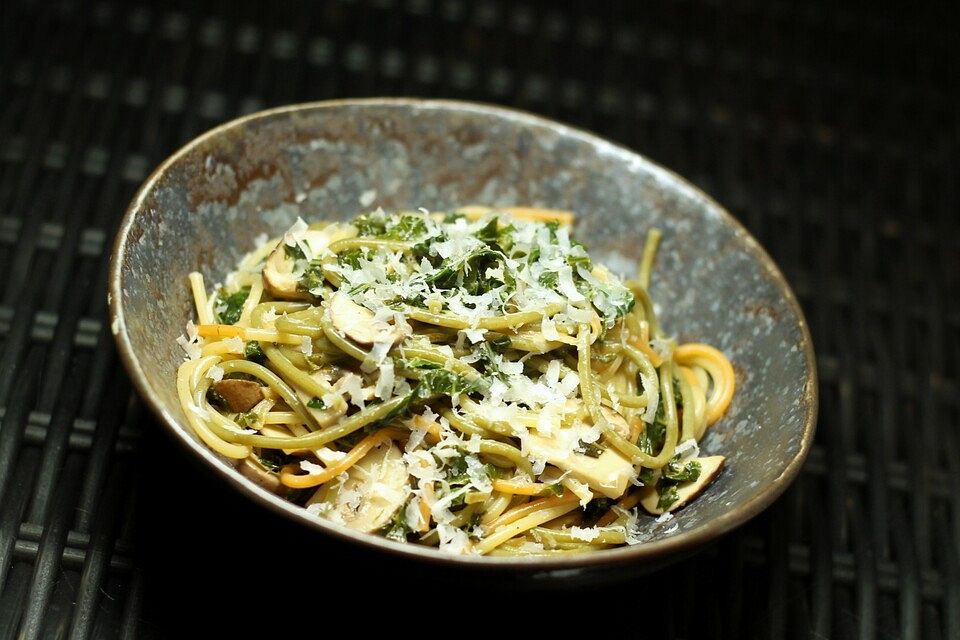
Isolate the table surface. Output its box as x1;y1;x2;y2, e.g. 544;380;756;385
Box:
1;0;957;637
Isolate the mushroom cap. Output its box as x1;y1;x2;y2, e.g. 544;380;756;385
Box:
306;442;410;532
329;292;406;346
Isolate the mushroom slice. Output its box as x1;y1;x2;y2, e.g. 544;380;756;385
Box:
238;456;282;494
524;423;635;499
638;455;726;515
292;371;341;426
212;379;264;413
329;292;405;346
599;406;632;440
262;223;357;298
306;442;410;533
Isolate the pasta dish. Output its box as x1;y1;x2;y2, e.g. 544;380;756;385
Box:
175;206;735;555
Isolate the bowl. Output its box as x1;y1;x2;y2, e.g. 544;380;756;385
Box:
109;98;816;582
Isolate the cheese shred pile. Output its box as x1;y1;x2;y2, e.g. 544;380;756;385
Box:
176;206;735;555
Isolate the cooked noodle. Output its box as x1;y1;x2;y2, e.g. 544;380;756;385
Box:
175;206;736;554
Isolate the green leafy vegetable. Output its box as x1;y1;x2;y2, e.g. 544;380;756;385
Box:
663;459;702;483
381;505;413;543
352;214;387;237
415;369;482;399
235;412;259;428
255;449;285;473
298;259;326;293
590;281;636;328
488;334;512;353
284;243;306;261
637;467;657;485
657;484;679;511
538;271;559;288
244;341;266;363
576;440;605;459
384;215;428;241
398;357;443;371
337;247;365;269
543;483;565;496
581;497;613;525
214;287;250;325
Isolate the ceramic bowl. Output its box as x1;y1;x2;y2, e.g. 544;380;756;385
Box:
109;98;816;582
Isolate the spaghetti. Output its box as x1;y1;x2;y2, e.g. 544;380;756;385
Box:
176;206;736;555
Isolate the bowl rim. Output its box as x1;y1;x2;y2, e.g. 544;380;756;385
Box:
108;97;818;571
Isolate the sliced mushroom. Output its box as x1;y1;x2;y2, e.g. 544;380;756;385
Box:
599;406;632;440
306;442;410;533
238;456;283;493
524;424;635;499
213;379;264;413
262;223;357;298
293;371;338;425
256;423;305;456
329;292;405;345
638;455;726;515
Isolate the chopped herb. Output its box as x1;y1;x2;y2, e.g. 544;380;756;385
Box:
637;467;658;485
352;214;387;237
641;419;666;454
424;246;503;295
337;247;365;269
295;260;324;294
487;334;512;353
244;341;266;363
306;397;325;410
236;412;259;428
364;392;416;432
443;453;499;489
576;440;605;458
284;243;306;261
590;281;636;328
495;223;516;253
657;484;680;511
397;357;442;371
384;215;428;241
543;483;565;496
381;505;413;543
473;218;500;244
566;249;592;270
214;286;250;325
444;454;469;483
581;497;613;525
538;271;559;288
663;459;702;483
255;449;285;473
415;369;482;399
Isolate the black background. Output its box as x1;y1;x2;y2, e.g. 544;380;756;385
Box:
0;0;957;637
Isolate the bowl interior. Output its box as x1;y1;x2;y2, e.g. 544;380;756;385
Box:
111;99;816;569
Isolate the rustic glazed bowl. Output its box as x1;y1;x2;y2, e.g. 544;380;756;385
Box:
109;98;816;583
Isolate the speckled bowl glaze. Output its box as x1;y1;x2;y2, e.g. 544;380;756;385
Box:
109;99;816;582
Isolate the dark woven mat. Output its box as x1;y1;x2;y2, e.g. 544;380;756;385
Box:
1;0;957;637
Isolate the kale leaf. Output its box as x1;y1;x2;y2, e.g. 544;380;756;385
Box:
214;286;250;325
